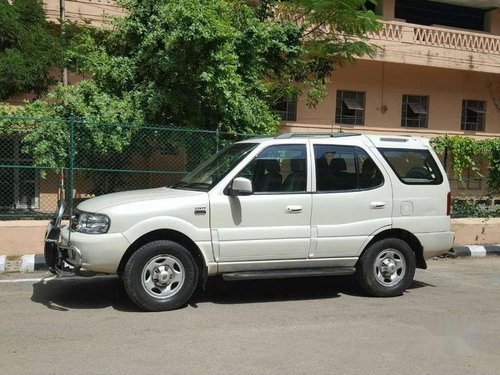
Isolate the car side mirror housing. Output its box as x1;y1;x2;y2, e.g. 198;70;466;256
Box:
227;177;253;196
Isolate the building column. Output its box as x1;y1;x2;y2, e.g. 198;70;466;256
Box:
485;8;500;36
376;0;396;21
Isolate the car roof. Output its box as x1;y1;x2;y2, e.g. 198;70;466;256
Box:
239;132;432;150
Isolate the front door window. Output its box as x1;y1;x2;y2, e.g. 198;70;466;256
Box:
237;144;307;193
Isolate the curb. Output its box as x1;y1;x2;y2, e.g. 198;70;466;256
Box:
20;254;48;272
0;254;47;273
1;246;499;272
449;245;500;257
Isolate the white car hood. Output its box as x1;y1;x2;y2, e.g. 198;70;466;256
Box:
77;187;205;212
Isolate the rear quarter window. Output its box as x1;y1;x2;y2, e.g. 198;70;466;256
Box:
378;148;443;185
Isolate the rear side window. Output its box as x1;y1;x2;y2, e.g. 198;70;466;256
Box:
378;148;443;185
314;145;383;191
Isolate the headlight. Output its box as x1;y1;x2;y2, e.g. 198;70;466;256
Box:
71;211;110;234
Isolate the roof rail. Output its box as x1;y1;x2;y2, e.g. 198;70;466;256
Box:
275;132;361;139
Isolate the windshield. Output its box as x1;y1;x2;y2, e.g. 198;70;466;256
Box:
172;143;258;191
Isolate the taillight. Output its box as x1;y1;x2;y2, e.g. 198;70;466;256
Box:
446;192;451;216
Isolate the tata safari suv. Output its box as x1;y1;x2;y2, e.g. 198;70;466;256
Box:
45;132;454;311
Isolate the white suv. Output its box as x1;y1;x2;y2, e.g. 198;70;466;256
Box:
45;132;454;311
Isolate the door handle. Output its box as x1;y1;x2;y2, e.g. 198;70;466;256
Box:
286;205;303;213
370;201;386;209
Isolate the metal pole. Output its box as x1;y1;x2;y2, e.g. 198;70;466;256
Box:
60;0;68;85
216;125;220;153
69;112;75;215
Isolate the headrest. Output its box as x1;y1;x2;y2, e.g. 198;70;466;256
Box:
263;159;280;173
316;155;329;169
291;158;305;172
330;158;347;173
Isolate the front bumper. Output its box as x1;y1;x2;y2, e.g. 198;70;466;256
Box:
44;222;82;274
45;222;131;275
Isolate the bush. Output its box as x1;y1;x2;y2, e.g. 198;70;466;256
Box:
451;198;500;219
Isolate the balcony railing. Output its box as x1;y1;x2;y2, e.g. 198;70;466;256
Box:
368;21;500;55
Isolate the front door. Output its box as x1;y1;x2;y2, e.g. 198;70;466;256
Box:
209;143;312;262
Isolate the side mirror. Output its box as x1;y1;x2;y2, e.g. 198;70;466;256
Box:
227;177;253;196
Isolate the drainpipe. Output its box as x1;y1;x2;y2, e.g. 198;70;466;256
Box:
60;0;68;86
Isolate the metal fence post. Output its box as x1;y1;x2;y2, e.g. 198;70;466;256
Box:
69;111;75;214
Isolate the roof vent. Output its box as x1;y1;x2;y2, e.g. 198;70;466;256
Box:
379;137;409;142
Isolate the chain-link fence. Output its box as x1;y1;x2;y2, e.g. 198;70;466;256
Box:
0;115;257;220
441;151;500;217
1;114;498;220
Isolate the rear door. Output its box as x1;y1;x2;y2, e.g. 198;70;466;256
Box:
376;146;450;233
309;140;393;258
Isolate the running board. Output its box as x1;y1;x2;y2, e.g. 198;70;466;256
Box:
222;267;356;281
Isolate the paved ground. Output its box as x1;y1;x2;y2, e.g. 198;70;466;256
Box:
1;257;499;375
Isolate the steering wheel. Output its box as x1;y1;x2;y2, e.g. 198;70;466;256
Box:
405;166;432;179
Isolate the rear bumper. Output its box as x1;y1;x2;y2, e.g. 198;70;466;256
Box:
416;231;455;259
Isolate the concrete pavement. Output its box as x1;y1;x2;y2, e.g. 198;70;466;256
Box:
0;257;499;375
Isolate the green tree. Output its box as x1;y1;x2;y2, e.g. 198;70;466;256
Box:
263;0;380;106
3;0;381;168
63;0;301;134
56;0;380;132
0;0;61;100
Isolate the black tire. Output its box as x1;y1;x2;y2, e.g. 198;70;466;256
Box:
123;240;198;311
355;238;416;297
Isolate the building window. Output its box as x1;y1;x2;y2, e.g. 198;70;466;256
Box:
275;100;297;121
0;138;39;210
461;100;486;131
335;91;365;125
401;95;429;128
394;0;486;32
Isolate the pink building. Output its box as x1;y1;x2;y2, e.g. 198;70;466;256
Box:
38;0;500;141
280;0;500;140
42;0;123;25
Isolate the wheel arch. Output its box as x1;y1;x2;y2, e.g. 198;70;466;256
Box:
362;228;426;269
118;229;208;284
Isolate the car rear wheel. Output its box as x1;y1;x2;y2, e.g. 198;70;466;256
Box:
123;240;198;311
356;238;415;297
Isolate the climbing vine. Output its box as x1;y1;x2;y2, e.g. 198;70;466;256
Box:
431;135;500;195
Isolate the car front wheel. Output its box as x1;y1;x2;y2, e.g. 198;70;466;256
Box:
356;238;416;297
123;240;198;311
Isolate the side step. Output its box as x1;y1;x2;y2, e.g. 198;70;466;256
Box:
222;267;356;281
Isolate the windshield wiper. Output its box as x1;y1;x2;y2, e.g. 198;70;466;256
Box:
171;182;211;190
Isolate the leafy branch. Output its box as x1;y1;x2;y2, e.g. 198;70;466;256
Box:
431;135;500;195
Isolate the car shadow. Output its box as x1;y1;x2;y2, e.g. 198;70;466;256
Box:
190;276;435;307
31;275;141;312
31;274;436;312
191;276;351;307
